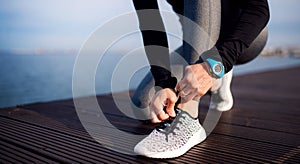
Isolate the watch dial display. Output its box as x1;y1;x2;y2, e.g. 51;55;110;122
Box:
214;64;222;73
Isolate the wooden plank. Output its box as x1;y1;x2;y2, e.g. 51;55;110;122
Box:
0;140;55;164
0;149;24;164
0;118;137;163
202;134;299;163
0;132;81;164
212;123;300;147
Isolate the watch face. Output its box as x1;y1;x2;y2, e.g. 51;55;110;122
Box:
213;64;222;74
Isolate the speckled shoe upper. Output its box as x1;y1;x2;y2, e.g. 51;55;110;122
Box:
134;108;206;158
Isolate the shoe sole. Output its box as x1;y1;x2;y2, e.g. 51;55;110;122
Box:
135;127;207;159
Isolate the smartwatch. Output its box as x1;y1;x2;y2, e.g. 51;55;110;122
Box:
205;58;225;78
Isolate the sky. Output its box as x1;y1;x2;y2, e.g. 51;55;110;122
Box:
0;0;299;54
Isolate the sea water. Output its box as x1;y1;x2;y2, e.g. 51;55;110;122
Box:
0;54;300;108
0;53;149;108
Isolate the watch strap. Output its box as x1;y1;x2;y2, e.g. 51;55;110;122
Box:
198;47;225;78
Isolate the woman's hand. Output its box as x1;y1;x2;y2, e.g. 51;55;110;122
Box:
176;63;215;103
149;88;178;123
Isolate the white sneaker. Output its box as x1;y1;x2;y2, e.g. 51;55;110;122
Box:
210;69;234;112
134;108;206;159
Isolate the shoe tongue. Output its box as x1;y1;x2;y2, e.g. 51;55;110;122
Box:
156;117;175;131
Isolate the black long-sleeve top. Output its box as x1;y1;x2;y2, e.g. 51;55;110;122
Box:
216;0;270;72
133;0;270;89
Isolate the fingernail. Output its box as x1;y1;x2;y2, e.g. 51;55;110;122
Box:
170;112;175;117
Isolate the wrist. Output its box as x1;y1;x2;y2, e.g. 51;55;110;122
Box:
196;47;225;78
205;58;225;79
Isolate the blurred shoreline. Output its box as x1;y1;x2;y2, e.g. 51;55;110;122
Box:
1;45;300;58
261;45;300;58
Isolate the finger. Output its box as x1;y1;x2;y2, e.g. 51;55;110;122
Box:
165;97;177;117
149;100;164;123
181;92;197;103
157;110;169;121
178;84;195;97
175;84;181;93
178;88;188;97
177;86;186;97
150;111;161;123
177;79;187;92
198;81;210;97
177;74;194;95
150;98;164;115
192;95;201;101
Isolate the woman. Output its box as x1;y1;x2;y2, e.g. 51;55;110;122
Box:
132;0;270;158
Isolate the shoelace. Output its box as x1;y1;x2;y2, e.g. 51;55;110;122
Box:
155;107;180;131
156;116;176;131
155;108;181;142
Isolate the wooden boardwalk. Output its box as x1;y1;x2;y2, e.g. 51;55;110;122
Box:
0;67;300;163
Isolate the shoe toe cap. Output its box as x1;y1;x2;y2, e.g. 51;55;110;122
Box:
134;142;148;156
